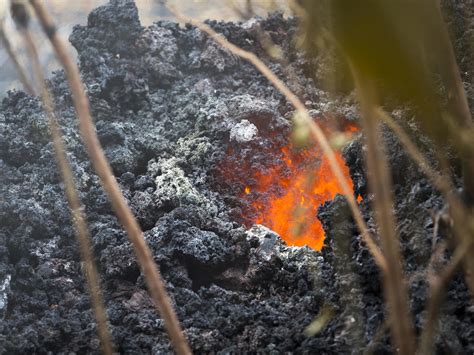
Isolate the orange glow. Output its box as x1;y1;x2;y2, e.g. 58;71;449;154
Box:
242;123;359;251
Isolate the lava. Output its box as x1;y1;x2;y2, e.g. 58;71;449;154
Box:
242;122;359;250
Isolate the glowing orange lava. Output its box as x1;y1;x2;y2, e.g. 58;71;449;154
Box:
243;124;359;250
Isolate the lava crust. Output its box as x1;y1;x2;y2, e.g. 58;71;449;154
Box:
0;0;473;353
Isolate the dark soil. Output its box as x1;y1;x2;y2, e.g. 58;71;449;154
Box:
0;0;473;353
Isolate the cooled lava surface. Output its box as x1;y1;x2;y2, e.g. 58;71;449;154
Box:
0;0;473;353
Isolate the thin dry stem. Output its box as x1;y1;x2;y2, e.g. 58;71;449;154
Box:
286;0;306;19
162;1;388;274
377;110;474;348
0;24;34;95
432;1;474;201
28;1;191;354
435;144;474;299
20;24;114;355
377;109;464;213
377;111;474;265
420;237;473;355
431;0;474;298
352;72;415;354
363;320;390;355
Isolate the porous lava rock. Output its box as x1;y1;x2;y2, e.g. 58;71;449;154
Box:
0;0;473;353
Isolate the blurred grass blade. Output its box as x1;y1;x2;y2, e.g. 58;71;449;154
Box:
304;304;335;337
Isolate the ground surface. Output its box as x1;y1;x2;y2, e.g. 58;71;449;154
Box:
0;0;473;353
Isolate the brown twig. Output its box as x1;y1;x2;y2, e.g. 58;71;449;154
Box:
419;237;473;355
28;1;191;354
363;320;390;355
377;95;474;355
431;0;474;299
286;0;306;19
14;6;114;354
434;143;474;303
432;1;474;204
377;109;464;216
378;110;474;266
161;1;387;274
377;109;474;349
351;71;415;354
0;23;34;95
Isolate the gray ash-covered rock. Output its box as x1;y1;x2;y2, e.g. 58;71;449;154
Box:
0;0;473;353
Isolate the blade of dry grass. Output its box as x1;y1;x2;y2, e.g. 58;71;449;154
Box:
363;320;390;355
377;109;463;213
0;23;34;95
12;5;114;353
419;236;473;354
28;1;191;354
430;0;474;298
378;108;474;350
377;108;474;265
351;70;415;354
160;0;387;274
431;1;474;205
286;0;306;19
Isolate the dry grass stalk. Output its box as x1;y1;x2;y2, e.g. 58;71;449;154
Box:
431;1;474;202
337;2;474;350
363;320;389;355
377;110;474;270
430;1;474;298
379;110;474;343
286;0;306;19
377;109;463;212
419;236;473;354
161;1;388;273
13;6;114;353
28;1;191;354
351;71;415;354
359;57;474;355
0;24;34;95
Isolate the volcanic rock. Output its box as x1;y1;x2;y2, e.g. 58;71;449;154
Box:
0;0;473;353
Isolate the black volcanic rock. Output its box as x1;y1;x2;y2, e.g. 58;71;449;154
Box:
0;0;473;354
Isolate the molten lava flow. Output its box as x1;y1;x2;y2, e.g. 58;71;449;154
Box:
243;123;359;251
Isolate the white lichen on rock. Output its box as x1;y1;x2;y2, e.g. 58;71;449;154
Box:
150;157;218;215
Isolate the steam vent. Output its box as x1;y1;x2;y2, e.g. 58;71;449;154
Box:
1;0;473;353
